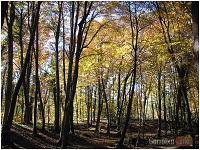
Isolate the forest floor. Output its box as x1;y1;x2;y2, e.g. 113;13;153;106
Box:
1;120;198;149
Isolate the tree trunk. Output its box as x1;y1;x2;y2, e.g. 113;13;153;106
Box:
96;79;103;132
101;78;110;134
69;99;75;134
54;1;62;134
118;67;137;147
33;76;38;136
87;86;91;127
151;96;154;121
1;67;7;106
18;3;31;125
157;68;162;137
33;11;41;136
61;2;76;147
38;78;45;130
93;89;97;123
181;80;192;129
90;87;93;126
62;4;67;95
116;63;121;130
163;77;167;137
24;56;32;124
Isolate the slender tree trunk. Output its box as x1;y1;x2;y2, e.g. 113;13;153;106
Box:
93;89;97;123
163;77;167;137
87;86;91;127
101;78;110;134
24;55;32;124
116;63;121;130
33;75;38;136
33;11;41;136
23;3;33;125
90;87;93;126
38;79;45;130
19;4;30;125
1;67;7;106
181;80;192;129
118;72;130;131
157;68;162;137
86;85;93;126
151;97;154;121
118;68;137;147
96;79;103;132
62;3;67;95
61;3;76;147
69;99;75;134
54;1;62;134
76;94;79;126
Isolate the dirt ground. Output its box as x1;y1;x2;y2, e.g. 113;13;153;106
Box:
1;121;198;149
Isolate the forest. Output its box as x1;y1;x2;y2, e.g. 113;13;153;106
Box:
1;1;199;149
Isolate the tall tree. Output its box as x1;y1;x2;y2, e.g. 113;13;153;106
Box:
157;67;162;137
54;1;63;134
33;2;39;135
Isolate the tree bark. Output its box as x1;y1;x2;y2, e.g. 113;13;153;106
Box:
96;79;103;132
54;1;63;134
116;62;121;130
38;78;45;130
157;68;162;137
101;78;110;134
87;86;91;127
24;52;32;124
1;67;7;106
163;76;167;137
93;89;97;123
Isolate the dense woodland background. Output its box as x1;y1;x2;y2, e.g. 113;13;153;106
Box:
1;1;199;148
